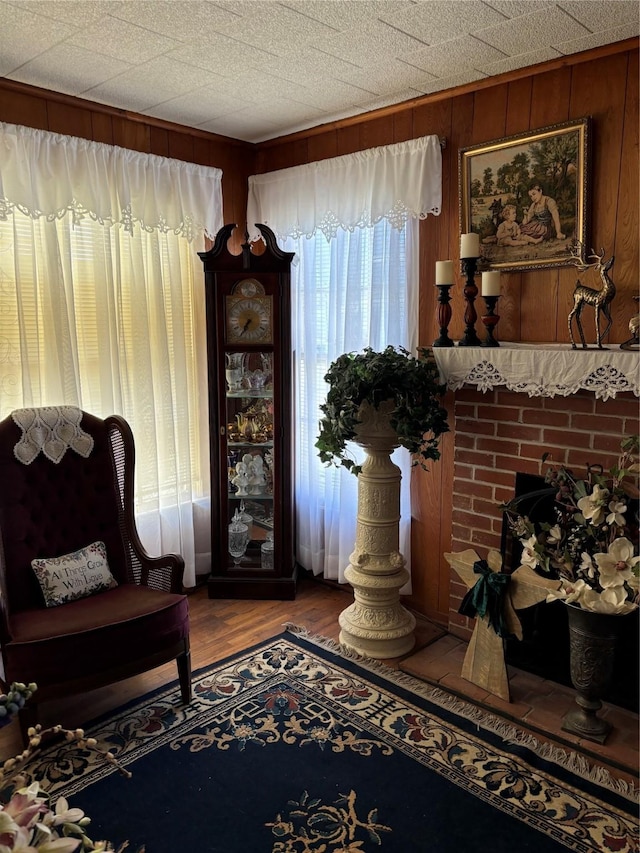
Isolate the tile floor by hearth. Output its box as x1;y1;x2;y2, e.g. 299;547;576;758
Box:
400;628;639;790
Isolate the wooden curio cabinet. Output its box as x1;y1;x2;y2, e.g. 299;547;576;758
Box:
199;224;297;599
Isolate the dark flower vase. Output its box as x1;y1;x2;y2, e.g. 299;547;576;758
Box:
561;604;621;744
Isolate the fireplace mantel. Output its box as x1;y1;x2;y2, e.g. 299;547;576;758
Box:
432;343;639;400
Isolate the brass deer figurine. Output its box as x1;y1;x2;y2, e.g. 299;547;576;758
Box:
567;243;616;349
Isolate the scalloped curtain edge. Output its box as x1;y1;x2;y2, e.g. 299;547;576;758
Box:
247;135;442;242
0;121;223;241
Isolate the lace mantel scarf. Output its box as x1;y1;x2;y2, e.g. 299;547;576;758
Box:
431;344;640;401
12;406;94;464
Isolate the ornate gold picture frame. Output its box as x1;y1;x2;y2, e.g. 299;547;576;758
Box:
459;117;591;272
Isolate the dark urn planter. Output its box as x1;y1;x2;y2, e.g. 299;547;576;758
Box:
561;604;625;744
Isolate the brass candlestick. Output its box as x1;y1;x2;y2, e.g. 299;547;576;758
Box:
458;257;482;347
481;295;500;347
433;284;454;347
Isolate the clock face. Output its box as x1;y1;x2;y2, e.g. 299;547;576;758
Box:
226;295;272;343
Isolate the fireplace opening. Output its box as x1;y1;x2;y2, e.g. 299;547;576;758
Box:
500;472;639;714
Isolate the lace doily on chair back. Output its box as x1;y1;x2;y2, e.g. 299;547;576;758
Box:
11;406;95;464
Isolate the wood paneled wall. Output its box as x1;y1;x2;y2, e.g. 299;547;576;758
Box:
255;41;638;350
254;40;639;625
0;80;255;253
1;39;637;625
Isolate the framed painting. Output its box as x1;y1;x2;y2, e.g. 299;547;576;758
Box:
459;117;591;272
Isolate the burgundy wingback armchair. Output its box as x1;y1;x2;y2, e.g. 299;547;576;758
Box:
0;407;191;741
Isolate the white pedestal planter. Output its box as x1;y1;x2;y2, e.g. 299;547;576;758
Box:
338;401;416;659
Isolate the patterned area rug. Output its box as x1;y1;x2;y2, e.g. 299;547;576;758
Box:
29;627;638;852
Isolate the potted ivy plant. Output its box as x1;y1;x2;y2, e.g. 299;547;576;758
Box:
316;345;449;475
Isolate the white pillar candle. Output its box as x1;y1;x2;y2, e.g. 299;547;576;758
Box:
435;260;454;285
460;232;480;258
482;270;501;296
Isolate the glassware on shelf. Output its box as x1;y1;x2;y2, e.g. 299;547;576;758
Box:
261;531;274;570
228;510;249;566
238;500;253;527
225;352;246;392
260;353;273;387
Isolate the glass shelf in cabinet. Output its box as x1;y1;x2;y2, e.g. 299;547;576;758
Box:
226;390;274;399
228;442;273;451
228;492;273;501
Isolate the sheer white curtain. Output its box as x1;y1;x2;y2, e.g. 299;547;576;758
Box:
0;122;223;587
247;136;441;583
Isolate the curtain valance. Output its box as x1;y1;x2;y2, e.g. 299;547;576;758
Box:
247;135;441;242
0;122;223;241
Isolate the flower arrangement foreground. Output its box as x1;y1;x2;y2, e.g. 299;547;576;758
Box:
502;436;640;615
0;684;142;853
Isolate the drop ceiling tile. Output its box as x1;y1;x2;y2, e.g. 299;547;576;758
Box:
477;45;562;76
477;5;591;54
206;1;267;20
314;18;428;64
357;88;428;114
380;0;508;44
108;0;241;40
83;57;223;112
279;0;416;29
406;35;507;78
0;2;76;75
424;69;490;94
166;37;277;78
65;13;181;64
280;78;382;112
336;58;439;97
145;88;250;126
236;97;327;126
4;0;116;26
556;21;640;55
198;108;282;142
245;46;363;85
483;1;557;17
214;4;338;54
558;1;640;31
205;69;332;104
6;43;132;95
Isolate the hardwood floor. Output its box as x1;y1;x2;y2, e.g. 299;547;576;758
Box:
1;575;637;793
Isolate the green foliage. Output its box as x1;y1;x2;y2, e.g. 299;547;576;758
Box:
316;346;449;475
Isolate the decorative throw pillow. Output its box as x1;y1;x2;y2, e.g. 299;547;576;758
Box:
31;540;117;608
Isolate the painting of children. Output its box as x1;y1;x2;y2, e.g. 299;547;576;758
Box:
496;205;543;246
460;119;589;271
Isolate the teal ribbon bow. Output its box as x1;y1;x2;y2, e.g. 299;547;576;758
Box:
458;559;512;638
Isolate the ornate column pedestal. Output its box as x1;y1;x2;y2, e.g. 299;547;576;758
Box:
338;401;416;659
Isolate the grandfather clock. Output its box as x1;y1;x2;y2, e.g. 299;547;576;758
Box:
199;224;297;599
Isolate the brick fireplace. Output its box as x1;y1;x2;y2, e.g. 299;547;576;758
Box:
447;388;640;641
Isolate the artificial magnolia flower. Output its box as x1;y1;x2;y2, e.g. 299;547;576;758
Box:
607;499;627;527
594;537;640;588
520;535;540;568
547;524;563;544
502;437;639;615
582;585;637;615
577;483;609;526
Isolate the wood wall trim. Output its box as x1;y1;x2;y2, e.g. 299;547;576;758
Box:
256;37;639;150
0;76;252;149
